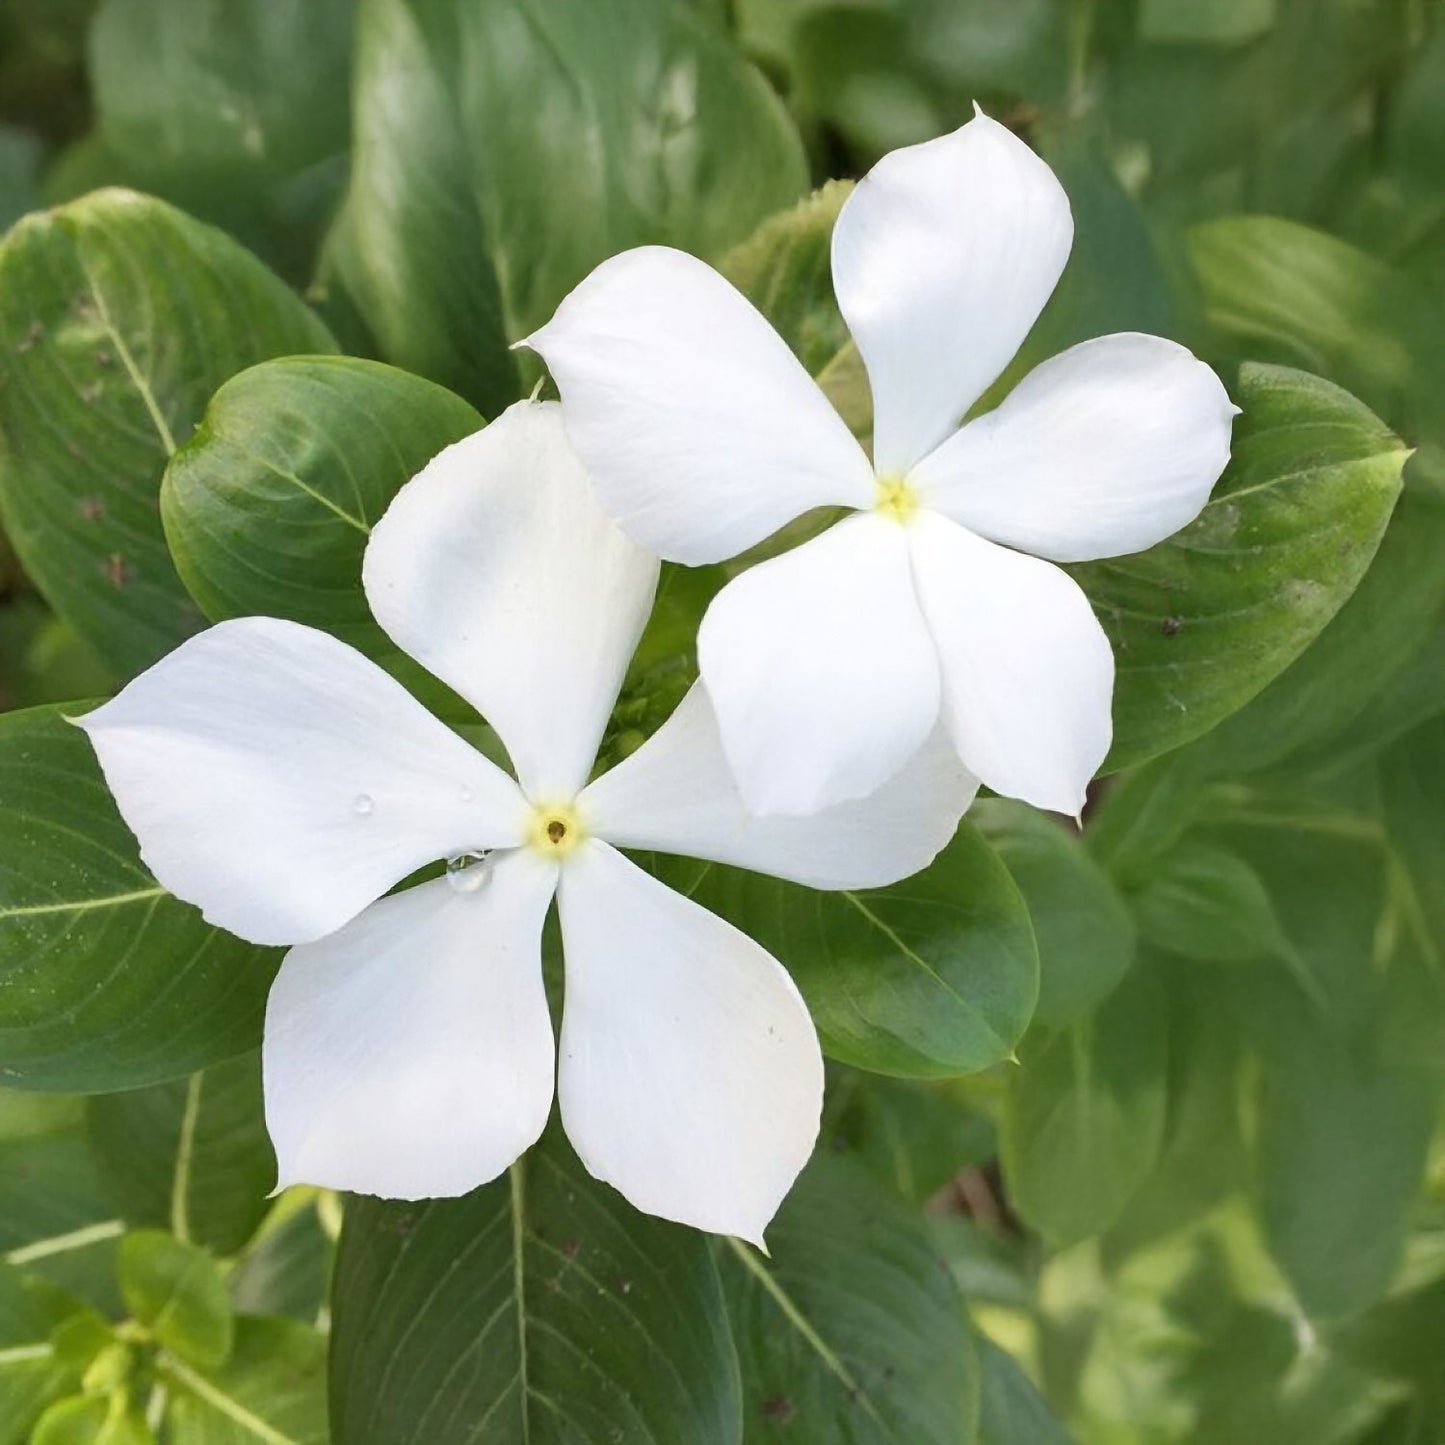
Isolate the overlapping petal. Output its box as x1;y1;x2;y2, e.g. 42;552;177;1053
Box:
912;334;1237;562
582;683;974;888
833;110;1073;477
555;842;822;1244
521;246;875;564
264;857;558;1200
908;512;1114;817
77;617;527;946
696;513;940;817
364;401;659;800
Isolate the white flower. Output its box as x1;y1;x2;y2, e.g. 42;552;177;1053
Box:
522;110;1239;819
78;401;974;1244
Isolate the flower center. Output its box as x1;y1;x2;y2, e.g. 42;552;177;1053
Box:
526;801;586;858
873;475;920;524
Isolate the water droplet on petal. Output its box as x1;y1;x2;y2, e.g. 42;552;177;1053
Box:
446;850;491;893
353;793;374;817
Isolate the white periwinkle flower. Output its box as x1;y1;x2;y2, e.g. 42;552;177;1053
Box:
523;110;1239;819
78;401;974;1244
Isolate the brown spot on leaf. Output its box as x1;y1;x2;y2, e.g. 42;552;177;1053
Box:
15;320;43;353
1160;616;1183;636
79;498;105;521
104;553;132;589
762;1395;797;1424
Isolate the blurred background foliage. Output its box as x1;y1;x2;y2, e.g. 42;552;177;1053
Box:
1;1;1444;1442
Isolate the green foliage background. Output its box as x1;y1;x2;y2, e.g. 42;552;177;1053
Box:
1;0;1443;1441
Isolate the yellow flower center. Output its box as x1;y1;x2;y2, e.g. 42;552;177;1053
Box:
527;801;587;858
873;475;920;524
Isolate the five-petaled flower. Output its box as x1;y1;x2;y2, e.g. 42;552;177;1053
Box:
524;109;1240;820
79;402;974;1243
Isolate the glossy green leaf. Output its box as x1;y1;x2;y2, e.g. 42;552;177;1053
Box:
1001;967;1167;1246
721;1153;976;1444
1073;363;1408;771
160;356;482;687
1128;838;1293;963
1181;217;1445;773
86;0;355;282
0;704;278;1093
663;822;1038;1078
330;1129;741;1444
88;1053;274;1257
117;1231;232;1369
159;1316;328;1445
0;189;335;676
326;0;808;412
976;800;1136;1027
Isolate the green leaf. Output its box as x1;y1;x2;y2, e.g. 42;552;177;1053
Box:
159;1316;328;1445
0;189;336;676
1382;714;1445;960
0;703;278;1091
31;1394;153;1445
86;0;355;282
88;1053;274;1257
0;1264;86;1445
976;1337;1072;1445
720;181;853;377
1217;817;1441;1319
1073;363;1408;772
0;124;41;232
721;1153;977;1444
227;1199;334;1325
1001;967;1168;1246
1139;0;1276;45
831;1075;995;1206
1128;839;1293;963
664;822;1038;1077
117;1231;232;1369
330;1129;742;1444
160;356;482;691
1191;479;1445;778
325;0;808;412
975;800;1136;1027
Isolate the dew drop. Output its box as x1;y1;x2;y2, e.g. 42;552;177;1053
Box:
446;850;491;893
352;793;374;817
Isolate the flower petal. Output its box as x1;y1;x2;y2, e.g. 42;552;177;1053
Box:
363;400;659;799
582;682;974;888
912;333;1237;563
909;512;1113;817
522;246;875;564
833;110;1073;477
697;513;940;816
77;617;527;946
556;842;822;1243
264;855;558;1199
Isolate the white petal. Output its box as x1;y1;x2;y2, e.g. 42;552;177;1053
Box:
909;512;1113;816
912;333;1237;563
363;400;659;799
556;842;821;1243
522;246;875;564
582;682;975;889
263;856;558;1199
696;514;940;816
833;110;1073;477
77;618;527;946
